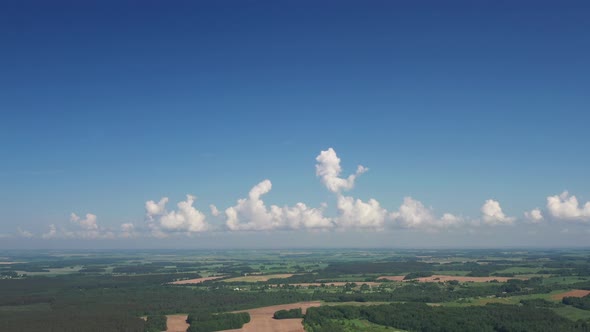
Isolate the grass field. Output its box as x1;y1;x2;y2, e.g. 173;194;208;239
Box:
493;267;543;274
552;306;590;321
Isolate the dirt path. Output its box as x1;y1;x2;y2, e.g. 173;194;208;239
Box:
220;301;321;332
164;314;189;332
551;289;590;301
170;276;225;284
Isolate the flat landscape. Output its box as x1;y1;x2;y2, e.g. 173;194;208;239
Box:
1;249;590;331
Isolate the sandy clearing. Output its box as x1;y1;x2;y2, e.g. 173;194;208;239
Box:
165;314;189;332
170;276;225;285
223;274;295;283
220;301;322;332
379;275;527;283
551;289;590;301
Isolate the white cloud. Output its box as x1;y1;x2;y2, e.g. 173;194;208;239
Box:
481;199;515;225
316;148;367;193
38;214;117;240
42;224;58;239
547;191;590;222
335;195;386;229
70;213;98;230
17;228;33;238
524;208;544;223
390;197;462;229
146;195;208;235
119;223;137;238
145;197;168;218
225;180;333;231
210;204;220;217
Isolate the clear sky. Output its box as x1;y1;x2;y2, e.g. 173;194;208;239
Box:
1;0;589;249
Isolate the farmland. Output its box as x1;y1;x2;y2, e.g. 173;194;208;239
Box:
1;249;590;331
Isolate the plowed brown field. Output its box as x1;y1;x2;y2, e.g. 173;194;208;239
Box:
220;301;321;332
551;289;590;300
164;314;189;332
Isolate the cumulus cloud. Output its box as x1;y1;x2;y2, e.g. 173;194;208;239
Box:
390;197;462;229
225;180;333;231
67;212;114;239
481;199;515;225
70;213;98;230
37;213;117;240
17;228;33;238
547;191;590;222
210;204;220;217
316;148;367;193
119;223;137;238
334;195;386;229
145;197;168;218
146;195;208;235
37;147;567;239
42;224;58;239
524;208;544;223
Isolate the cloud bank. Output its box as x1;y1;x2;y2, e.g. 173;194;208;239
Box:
30;148;590;240
225;179;333;231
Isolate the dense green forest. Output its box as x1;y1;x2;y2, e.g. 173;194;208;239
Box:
144;315;167;332
564;295;590;311
274;308;304;319
186;312;250;332
304;303;590;332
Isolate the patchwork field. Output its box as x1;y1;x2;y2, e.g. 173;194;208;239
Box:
3;249;590;331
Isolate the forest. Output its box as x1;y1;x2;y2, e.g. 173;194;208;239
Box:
303;303;590;332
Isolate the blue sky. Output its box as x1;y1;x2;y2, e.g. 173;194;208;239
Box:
1;1;589;248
